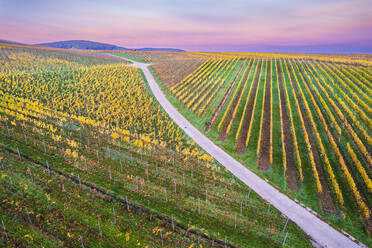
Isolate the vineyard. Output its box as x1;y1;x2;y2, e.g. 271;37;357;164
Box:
0;44;313;247
154;53;372;245
113;51;208;87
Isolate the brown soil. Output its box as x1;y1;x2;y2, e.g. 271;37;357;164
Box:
206;60;247;131
366;218;372;239
191;60;231;111
235;60;262;153
277;60;298;191
218;60;254;140
258;60;272;170
287;60;337;214
152;59;205;87
197;61;244;114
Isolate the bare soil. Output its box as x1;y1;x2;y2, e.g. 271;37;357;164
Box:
287;61;337;214
218;60;254;140
258;60;272;170
207;60;247;131
277;60;298;190
235;60;262;153
153;59;205;87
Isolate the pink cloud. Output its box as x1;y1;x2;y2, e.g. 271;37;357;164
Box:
1;0;371;51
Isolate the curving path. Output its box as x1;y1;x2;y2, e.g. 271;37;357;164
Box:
112;54;366;248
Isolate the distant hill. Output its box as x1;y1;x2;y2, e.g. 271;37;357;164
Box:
135;47;184;52
36;40;184;52
36;40;129;50
0;39;26;45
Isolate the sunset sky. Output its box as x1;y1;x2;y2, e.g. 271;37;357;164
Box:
1;0;371;52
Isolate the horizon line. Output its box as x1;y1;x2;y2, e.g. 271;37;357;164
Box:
1;38;371;55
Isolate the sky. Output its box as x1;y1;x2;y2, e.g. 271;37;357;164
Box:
1;0;372;52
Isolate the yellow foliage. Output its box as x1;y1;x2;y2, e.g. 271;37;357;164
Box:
24;234;33;240
134;140;143;148
111;132;120;139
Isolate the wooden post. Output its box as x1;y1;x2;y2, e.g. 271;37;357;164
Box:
126;196;130;211
80;235;85;248
17;147;21;159
46;160;50;175
1;219;7;238
5;121;10;136
234;213;237;228
113;207;116;224
282;217;289;233
46;195;51;210
282;231;288;246
246;189;252;207
171;215;175;231
28;168;33;182
23;132;28;145
97;217;103;237
25;207;32;223
174;179;177;193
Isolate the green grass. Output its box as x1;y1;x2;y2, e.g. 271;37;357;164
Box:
0;105;311;248
271;59;285;186
0;148;212;247
246;60;266;151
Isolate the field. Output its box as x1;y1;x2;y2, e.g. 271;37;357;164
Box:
151;52;372;245
112;51;208;87
0;44;313;247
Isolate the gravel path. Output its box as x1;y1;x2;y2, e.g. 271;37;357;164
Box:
112;55;366;248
